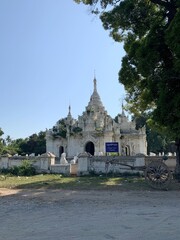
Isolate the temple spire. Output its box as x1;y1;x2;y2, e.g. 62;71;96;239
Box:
93;76;97;92
86;76;105;112
67;105;72;118
121;103;126;117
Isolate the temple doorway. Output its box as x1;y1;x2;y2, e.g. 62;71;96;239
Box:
85;141;95;156
125;145;130;156
59;146;64;157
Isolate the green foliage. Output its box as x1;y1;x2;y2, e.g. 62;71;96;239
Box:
74;0;180;170
89;170;141;177
165;10;180;72
0;128;5;155
74;1;180;132
107;152;119;156
147;129;168;154
0;160;36;176
0;174;149;190
94;127;104;137
18;160;36;176
134;114;175;155
70;127;83;136
104;1;179;139
0;129;46;156
0;128;4;137
72;127;82;133
17;132;46;156
53;119;83;138
52;119;67;138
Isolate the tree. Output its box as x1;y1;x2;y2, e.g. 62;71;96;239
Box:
5;135;12;145
18;131;46;156
74;0;180;173
0;130;46;156
134;114;174;155
0;128;4;154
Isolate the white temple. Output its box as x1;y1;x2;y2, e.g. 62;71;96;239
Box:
46;78;147;157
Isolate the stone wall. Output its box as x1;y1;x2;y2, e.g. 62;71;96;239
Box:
0;153;55;173
0;153;75;175
77;156;145;176
50;164;70;175
145;156;176;171
0;154;176;176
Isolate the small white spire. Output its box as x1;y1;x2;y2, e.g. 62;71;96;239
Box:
122;103;125;117
67;105;72;118
93;77;97;92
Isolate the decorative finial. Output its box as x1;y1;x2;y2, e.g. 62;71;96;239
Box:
94;69;96;79
122;103;125;117
93;74;97;92
67;105;72;118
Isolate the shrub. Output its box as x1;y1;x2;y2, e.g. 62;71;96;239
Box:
18;160;36;176
0;160;36;176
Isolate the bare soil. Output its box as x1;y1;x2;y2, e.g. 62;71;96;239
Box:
0;188;180;240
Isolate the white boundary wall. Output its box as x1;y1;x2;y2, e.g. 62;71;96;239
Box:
77;156;145;176
0;154;176;176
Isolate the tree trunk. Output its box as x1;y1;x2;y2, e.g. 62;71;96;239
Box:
175;138;180;180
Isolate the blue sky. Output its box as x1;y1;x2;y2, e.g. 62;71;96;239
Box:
0;0;126;140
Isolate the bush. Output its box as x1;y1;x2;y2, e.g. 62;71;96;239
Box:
10;166;20;176
0;160;36;176
18;160;36;176
0;168;11;175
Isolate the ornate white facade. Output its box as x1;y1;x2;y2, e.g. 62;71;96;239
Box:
46;78;147;157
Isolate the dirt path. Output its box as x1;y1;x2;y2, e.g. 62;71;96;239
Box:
0;188;180;240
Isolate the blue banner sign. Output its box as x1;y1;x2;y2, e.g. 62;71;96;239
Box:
105;142;119;153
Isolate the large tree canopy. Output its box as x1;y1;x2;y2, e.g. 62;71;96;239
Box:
74;0;180;171
0;130;46;156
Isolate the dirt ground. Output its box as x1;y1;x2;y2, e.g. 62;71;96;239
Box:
0;188;180;240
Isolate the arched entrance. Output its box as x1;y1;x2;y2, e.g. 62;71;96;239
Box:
125;145;130;156
59;146;64;157
85;141;95;156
